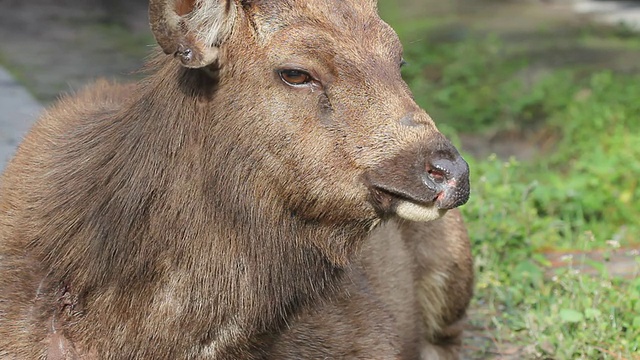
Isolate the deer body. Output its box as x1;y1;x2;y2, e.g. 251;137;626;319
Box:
0;1;473;359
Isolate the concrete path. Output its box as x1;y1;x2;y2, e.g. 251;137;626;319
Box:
0;67;42;172
574;0;640;30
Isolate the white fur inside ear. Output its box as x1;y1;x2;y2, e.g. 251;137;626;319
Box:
395;201;445;222
189;0;237;48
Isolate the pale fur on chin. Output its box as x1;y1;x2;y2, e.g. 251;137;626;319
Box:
420;343;442;360
395;201;446;222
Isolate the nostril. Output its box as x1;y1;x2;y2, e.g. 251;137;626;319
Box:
426;164;447;184
422;155;470;209
427;157;457;183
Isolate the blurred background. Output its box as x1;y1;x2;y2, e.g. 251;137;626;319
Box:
1;0;639;358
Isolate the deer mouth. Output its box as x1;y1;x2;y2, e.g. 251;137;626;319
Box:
368;184;448;222
364;148;470;223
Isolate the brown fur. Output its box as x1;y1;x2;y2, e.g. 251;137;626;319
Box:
0;0;473;359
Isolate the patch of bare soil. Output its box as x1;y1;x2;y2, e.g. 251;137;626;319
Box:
459;128;558;161
544;246;640;279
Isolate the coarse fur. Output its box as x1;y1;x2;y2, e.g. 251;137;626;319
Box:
0;0;474;359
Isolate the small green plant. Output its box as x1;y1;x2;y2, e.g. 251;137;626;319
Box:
536;71;640;239
465;156;639;358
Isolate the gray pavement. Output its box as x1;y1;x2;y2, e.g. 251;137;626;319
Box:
574;0;640;30
0;68;42;172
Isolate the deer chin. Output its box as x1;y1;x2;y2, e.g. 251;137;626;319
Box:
395;201;447;222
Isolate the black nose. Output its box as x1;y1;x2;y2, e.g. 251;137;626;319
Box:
364;135;471;219
423;156;470;209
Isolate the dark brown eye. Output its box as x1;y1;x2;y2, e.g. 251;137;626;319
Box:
279;69;313;86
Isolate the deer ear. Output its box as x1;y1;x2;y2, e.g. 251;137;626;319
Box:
149;0;237;68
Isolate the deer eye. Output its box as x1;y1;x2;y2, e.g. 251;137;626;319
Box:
279;69;313;86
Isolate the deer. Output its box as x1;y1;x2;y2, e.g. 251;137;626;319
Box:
0;0;474;358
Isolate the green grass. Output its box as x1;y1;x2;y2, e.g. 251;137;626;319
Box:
0;51;39;100
380;2;640;358
467;155;640;358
